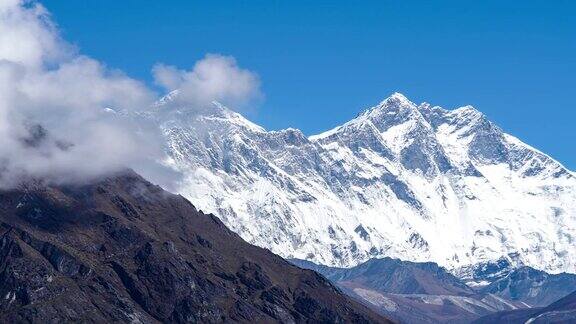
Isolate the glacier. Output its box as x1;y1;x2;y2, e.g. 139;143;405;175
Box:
149;91;576;280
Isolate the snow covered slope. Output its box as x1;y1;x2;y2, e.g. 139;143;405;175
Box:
153;92;576;278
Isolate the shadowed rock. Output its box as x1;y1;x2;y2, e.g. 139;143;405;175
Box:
0;170;389;323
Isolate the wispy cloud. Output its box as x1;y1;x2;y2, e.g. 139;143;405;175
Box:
153;54;261;111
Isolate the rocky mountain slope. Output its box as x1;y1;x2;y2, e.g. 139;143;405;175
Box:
292;258;524;323
0;170;388;323
291;258;473;296
474;289;576;324
479;266;576;307
154;91;576;279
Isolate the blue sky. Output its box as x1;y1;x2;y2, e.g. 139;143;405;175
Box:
43;0;575;169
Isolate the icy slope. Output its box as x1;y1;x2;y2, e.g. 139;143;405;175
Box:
153;92;576;276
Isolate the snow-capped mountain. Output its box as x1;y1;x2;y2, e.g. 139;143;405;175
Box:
152;91;576;279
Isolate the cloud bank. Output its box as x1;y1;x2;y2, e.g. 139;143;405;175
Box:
0;0;261;188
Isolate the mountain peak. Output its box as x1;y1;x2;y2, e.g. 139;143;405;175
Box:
150;91;266;133
153;90;232;116
351;92;420;124
377;92;416;109
310;92;424;140
154;89;181;107
385;92;411;103
452;104;483;119
208;101;266;133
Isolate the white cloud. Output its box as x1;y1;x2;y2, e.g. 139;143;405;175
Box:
0;0;69;67
153;54;261;110
0;0;262;189
0;0;160;187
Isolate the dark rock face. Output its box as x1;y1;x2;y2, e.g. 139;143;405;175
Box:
0;171;389;323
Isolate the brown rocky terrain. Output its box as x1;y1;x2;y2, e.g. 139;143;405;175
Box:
0;170;390;323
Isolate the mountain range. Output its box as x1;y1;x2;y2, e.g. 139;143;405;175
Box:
151;91;576;282
2;90;575;323
480;266;576;307
474;289;576;323
291;257;576;323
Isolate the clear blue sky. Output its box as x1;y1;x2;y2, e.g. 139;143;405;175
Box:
43;0;575;169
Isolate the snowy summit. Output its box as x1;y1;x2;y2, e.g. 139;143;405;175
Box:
154;92;576;283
